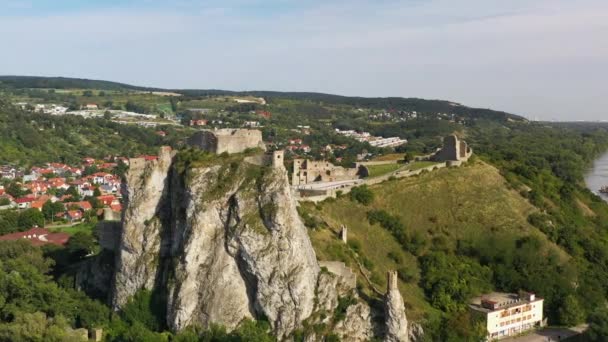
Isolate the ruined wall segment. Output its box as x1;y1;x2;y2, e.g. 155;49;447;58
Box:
431;135;472;163
187;129;266;154
292;159;360;185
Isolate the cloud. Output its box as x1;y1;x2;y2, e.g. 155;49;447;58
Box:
1;0;607;120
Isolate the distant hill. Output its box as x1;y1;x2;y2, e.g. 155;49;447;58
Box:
0;75;526;122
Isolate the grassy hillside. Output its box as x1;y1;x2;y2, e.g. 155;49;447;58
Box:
304;160;568;329
0;100;188;165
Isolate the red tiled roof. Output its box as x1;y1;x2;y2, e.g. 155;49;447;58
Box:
0;227;70;246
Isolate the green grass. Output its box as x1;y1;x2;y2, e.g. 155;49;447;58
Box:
49;222;95;236
306;160;564;322
403;161;440;171
365;163;402;178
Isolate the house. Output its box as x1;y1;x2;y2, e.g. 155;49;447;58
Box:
47;178;69;190
97;195;119;207
189;119;208;126
243;121;260;128
91;172;113;185
30;195;58;211
65;210;83;222
469;292;544;341
0;166;17;179
256;110;272;119
100;163;117;170
15;197;35;209
110;203;122;213
288;139;303;145
156;131;167;137
65;201;92;212
82;157;96;166
79;186;94;198
84;104;98;110
24;181;48;195
138;155;158;162
0;227;70;246
99;184;118;194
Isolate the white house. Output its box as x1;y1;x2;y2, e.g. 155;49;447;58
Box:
470;292;544;341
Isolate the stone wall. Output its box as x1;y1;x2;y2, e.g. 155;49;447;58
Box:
292;159;360;185
296;162;452;203
319;261;357;289
431;135;472;162
187;129;265;154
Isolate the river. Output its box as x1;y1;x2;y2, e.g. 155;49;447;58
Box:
585;151;608;201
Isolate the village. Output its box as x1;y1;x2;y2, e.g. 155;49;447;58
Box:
0;153;154;246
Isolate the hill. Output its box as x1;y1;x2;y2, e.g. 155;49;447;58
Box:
0;99;185;165
0;76;525;122
0;76;152;91
302;160;573;338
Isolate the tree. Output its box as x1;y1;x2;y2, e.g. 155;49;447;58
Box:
41;200;64;221
349;185;374;205
6;183;25;198
586;308;608;341
17;209;44;229
0;211;19;234
82;90;93;97
66;232;96;261
557;295;585;326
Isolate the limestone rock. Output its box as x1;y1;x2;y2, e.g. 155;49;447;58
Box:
408;322;425;342
334;302;374;341
384;271;409;342
111;146;174;308
111;150;319;338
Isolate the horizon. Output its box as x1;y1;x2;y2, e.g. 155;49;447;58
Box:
2;0;607;121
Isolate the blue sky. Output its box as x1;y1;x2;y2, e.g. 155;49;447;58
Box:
1;0;607;120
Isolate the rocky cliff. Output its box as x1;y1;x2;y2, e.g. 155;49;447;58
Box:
110;148;411;340
384;271;409;342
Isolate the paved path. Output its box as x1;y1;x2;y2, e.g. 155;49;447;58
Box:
506;325;587;342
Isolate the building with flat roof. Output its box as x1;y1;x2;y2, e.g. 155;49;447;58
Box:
469;292;544;340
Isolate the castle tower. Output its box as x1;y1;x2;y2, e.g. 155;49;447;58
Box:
340;225;348;243
387;270;399;292
292;159;303;185
272;150;285;169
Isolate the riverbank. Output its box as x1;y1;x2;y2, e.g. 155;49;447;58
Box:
584;151;608;201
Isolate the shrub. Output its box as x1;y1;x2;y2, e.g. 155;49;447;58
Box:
349;185;374;205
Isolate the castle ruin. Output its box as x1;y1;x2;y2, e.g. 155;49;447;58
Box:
431;135;472;163
187;128;266;154
292;159;361;186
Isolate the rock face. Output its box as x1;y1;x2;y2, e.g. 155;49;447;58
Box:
110;147;415;340
111;146;174;309
384;271;409;342
111;149;319;338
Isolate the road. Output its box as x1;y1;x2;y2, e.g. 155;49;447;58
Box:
506;325;587;342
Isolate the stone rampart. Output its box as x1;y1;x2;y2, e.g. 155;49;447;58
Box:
187;129;265;154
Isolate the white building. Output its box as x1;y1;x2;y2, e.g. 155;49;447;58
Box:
470;292;544;341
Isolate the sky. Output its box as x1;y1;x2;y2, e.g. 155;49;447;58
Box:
1;0;607;121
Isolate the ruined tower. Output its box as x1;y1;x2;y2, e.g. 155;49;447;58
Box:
387;270;399;292
340;225;348;243
272;150;285;169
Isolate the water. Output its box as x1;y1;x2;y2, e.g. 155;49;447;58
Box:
584;151;608;201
